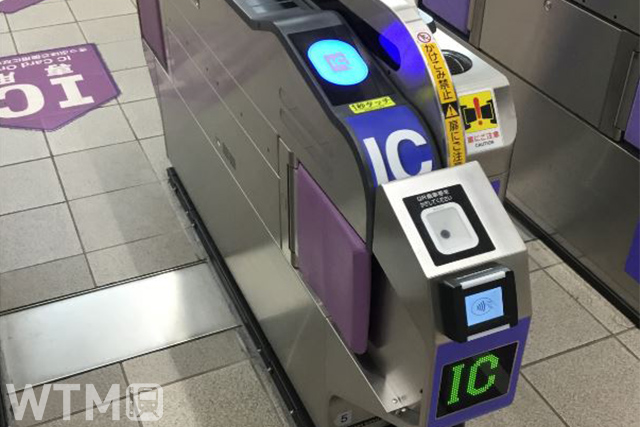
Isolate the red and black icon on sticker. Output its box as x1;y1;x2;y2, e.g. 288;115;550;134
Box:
460;93;498;132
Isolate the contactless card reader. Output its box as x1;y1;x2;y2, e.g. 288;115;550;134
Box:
439;265;518;342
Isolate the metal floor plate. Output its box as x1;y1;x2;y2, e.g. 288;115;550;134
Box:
0;263;239;391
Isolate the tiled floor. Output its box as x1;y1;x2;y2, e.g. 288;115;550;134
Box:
469;223;639;427
4;330;295;427
0;2;638;427
0;0;202;313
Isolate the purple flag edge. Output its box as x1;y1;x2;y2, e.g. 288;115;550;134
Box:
0;0;47;14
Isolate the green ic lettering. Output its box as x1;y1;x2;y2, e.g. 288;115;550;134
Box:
447;363;465;405
467;354;499;396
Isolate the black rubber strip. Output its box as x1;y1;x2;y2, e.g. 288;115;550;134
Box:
167;168;315;427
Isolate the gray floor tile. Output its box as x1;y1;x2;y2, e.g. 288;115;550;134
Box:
524;338;640;427
526;240;562;268
47;106;135;155
0;33;17;56
98;39;146;71
68;0;136;21
9;364;127;427
0;158;64;215
70;182;181;251
0;128;49;167
528;256;540;272
6;2;74;31
546;263;633;333
121;99;163;139
0;255;93;312
0;14;9;34
140;136;170;180
159;180;192;229
80;15;140;44
87;230;199;286
123;330;246;386
523;270;608;365
39;398;139;427
468;376;565;427
143;361;282;427
618;328;640;359
0;203;82;273
55;141;157;200
113;67;155;104
12;23;86;53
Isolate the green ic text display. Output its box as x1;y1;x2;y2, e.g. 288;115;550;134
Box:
437;343;518;417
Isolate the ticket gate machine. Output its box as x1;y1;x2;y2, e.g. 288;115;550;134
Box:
139;0;531;424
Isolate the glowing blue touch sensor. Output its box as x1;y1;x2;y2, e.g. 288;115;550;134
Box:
464;287;505;327
307;39;369;86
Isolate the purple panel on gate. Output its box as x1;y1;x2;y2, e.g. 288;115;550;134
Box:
138;0;167;68
428;318;530;427
0;44;119;131
422;0;472;35
625;82;639;150
0;0;45;13
296;165;372;354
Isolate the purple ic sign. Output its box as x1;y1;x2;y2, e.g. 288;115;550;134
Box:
0;44;119;131
0;0;46;14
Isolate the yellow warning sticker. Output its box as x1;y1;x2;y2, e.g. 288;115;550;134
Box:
445;104;458;119
349;96;396;114
421;42;466;167
459;90;499;133
422;42;457;105
459;89;504;154
445;115;465;166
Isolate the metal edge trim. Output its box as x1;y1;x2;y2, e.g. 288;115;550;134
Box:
0;260;206;318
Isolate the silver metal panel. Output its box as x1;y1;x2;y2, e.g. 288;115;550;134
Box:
167;0;370;242
157;19;430;425
479;0;638;136
576;0;639;34
156;60;332;425
505;68;640;310
0;264;239;391
165;26;282;240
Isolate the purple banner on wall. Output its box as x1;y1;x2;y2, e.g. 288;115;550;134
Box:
0;44;119;131
625;222;639;283
490;179;501;196
0;0;46;13
624;82;639;150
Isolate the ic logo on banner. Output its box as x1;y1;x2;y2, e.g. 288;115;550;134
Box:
346;105;439;186
0;44;119;131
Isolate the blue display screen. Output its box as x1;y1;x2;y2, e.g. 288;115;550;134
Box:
307;39;369;86
465;287;505;327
